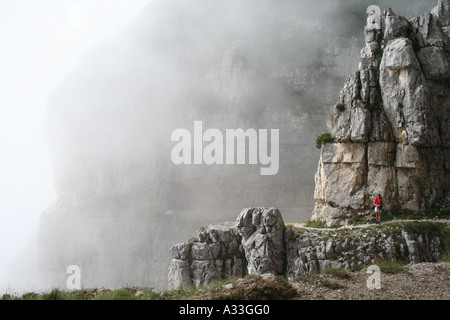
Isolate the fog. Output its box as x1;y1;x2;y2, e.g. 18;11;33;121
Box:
0;0;152;293
0;0;432;294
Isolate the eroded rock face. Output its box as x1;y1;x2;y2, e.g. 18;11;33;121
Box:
236;208;286;275
313;2;450;226
167;207;286;289
284;221;447;279
380;37;441;147
167;222;246;290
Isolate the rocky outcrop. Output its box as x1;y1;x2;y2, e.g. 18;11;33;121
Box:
168;208;448;289
313;2;450;226
168;221;246;290
168;207;285;290
285;221;446;280
236;208;286;275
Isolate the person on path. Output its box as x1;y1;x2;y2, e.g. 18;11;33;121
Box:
374;194;383;224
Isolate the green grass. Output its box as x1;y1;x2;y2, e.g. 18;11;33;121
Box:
440;252;450;262
205;275;297;300
372;259;406;274
2;274;298;301
20;292;39;300
96;288;148;300
285;223;308;238
335;103;346;112
2;287;165;301
316;133;335;149
324;267;350;279
162;286;204;300
303;220;340;229
41;289;65;300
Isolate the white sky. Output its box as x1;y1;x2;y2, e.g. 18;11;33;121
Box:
0;0;151;286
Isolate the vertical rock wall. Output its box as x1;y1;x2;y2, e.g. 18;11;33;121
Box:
313;2;450;226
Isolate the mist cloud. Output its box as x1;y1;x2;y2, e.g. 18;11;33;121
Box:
2;0;433;292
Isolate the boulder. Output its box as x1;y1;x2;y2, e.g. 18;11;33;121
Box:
236;207;286;275
167;222;246;289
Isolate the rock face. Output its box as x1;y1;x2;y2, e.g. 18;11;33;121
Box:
236;208;285;275
168;208;448;289
313;2;450;226
168;221;246;290
168;207;285;289
284;222;446;280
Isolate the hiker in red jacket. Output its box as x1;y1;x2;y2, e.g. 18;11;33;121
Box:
374;194;383;224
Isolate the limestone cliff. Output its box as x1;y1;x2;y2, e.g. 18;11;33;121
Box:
312;1;450;226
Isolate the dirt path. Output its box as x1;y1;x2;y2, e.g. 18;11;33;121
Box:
287;219;450;231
